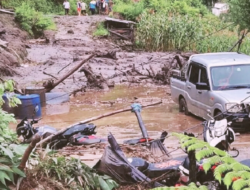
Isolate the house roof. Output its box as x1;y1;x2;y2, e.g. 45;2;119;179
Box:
214;3;228;9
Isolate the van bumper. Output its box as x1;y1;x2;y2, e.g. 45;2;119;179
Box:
224;113;250;132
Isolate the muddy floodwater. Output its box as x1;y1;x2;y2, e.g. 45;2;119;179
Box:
38;85;201;137
12;84;250;166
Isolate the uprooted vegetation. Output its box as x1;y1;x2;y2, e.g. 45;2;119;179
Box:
20;155;118;190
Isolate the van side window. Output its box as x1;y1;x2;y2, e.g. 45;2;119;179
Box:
189;64;199;84
200;67;208;83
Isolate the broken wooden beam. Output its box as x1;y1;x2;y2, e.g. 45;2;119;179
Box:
108;30;130;40
43;54;94;92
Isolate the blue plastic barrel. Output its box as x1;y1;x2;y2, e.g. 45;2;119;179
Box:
16;94;42;119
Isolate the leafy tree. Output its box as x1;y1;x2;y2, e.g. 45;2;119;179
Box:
226;0;250;52
228;0;250;32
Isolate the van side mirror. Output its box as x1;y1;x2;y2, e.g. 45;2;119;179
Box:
196;82;210;90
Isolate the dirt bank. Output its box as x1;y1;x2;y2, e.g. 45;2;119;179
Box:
0;13;27;76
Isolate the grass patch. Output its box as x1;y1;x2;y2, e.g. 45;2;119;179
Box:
93;22;109;37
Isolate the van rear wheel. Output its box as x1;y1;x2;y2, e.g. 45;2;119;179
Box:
179;98;189;115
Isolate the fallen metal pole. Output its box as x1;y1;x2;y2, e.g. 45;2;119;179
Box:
36;100;162;148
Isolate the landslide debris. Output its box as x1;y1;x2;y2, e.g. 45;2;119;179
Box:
0;13;27;76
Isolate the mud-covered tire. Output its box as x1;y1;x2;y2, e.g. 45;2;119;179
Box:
215;110;223;120
179;98;189;115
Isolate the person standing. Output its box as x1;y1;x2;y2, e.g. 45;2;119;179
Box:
105;0;109;14
77;1;82;16
81;1;87;15
63;0;70;15
100;0;105;14
89;0;97;15
96;0;100;14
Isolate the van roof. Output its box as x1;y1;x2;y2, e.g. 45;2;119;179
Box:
190;52;250;67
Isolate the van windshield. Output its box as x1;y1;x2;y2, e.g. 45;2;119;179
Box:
210;64;250;90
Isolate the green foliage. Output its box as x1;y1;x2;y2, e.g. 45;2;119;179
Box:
232;179;249;190
113;0;145;21
93;22;109;37
0;80;26;190
137;11;202;51
174;133;250;190
2;0;64;14
202;155;221;172
227;0;250;32
113;0;250;54
152;182;208;190
36;156;119;190
2;0;92;15
113;0;209;21
15;2;56;36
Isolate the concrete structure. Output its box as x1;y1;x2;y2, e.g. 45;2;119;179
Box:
212;3;229;16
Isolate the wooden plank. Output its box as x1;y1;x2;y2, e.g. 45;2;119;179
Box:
0;9;15;15
108;29;130;40
105;17;136;24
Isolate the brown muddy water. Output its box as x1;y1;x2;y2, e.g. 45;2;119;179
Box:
12;84;250;166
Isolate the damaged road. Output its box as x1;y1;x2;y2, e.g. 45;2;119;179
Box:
5;15;190;93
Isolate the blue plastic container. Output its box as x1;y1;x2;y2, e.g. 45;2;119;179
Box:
16;94;42;119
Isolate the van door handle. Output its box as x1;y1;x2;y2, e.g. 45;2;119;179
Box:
198;90;202;94
187;85;191;89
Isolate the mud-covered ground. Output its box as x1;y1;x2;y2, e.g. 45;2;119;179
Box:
3;15;250;167
7;15;176;91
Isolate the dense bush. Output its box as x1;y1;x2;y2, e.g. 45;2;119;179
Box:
2;0;92;15
113;0;145;21
2;0;64;14
113;0;209;21
15;3;56;37
136;10;250;54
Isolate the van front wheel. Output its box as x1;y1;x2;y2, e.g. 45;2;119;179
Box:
179;98;189;115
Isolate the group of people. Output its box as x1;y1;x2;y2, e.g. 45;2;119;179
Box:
63;0;112;16
90;0;112;15
63;0;87;16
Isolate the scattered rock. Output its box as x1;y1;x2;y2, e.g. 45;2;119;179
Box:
0;39;8;47
67;29;74;34
126;53;136;58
